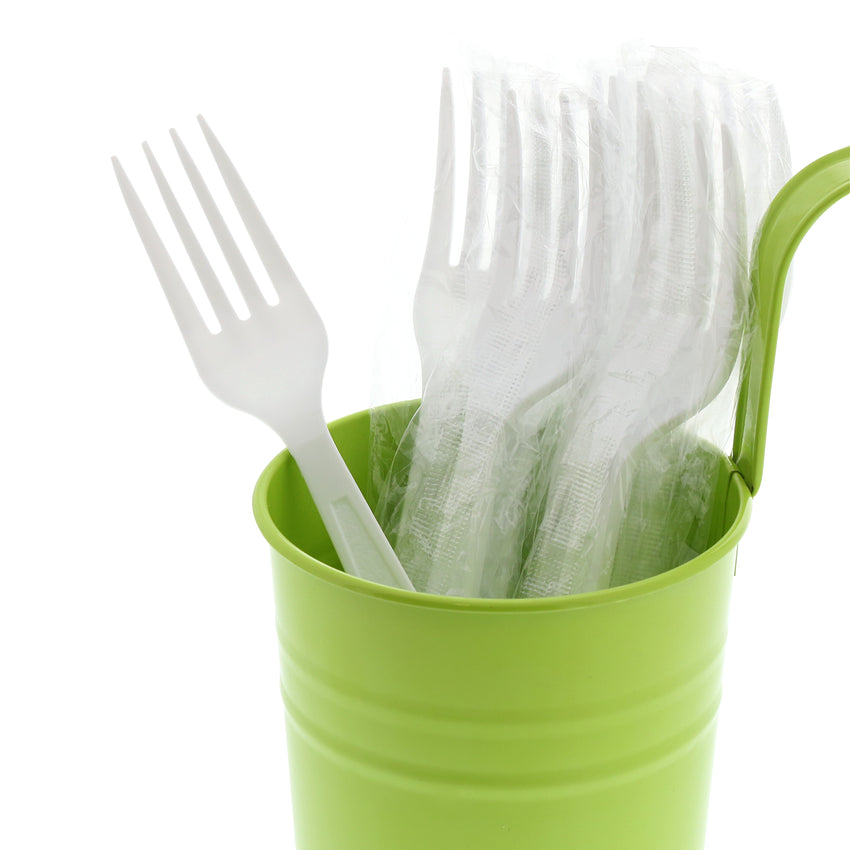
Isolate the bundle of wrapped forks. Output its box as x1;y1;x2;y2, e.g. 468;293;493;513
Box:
371;45;790;597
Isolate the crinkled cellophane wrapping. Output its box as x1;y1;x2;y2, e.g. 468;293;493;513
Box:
369;44;791;598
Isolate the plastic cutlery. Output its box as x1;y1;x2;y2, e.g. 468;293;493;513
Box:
386;73;632;596
517;73;746;597
113;117;414;591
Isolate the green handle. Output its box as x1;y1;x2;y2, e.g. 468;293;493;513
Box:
733;146;850;494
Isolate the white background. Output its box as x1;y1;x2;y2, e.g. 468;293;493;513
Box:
1;2;848;847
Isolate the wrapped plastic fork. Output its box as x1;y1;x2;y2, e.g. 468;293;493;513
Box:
517;48;791;597
375;68;637;597
371;47;791;599
606;47;791;588
517;59;747;596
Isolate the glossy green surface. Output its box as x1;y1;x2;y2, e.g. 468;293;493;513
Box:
254;406;752;850
252;148;849;848
734;147;850;493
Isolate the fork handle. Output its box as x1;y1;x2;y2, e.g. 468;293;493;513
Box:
289;429;415;592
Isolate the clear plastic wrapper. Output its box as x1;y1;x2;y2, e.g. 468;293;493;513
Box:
370;46;791;598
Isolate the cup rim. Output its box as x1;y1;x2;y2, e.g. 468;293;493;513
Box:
253;415;752;613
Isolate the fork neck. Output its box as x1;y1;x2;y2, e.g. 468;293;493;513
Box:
267;399;329;455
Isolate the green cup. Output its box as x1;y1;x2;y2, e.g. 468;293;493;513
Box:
253;148;849;850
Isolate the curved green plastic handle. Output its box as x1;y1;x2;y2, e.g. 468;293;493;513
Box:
733;147;850;495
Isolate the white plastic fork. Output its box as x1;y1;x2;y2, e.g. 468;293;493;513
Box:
516;70;747;598
112;116;414;592
389;73;633;597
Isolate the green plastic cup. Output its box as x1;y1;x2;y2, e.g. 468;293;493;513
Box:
253;148;849;850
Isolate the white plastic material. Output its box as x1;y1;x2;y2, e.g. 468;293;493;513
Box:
516;60;748;596
113;117;414;592
384;69;635;596
370;47;791;598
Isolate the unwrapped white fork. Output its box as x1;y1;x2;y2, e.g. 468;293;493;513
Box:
113;116;414;591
